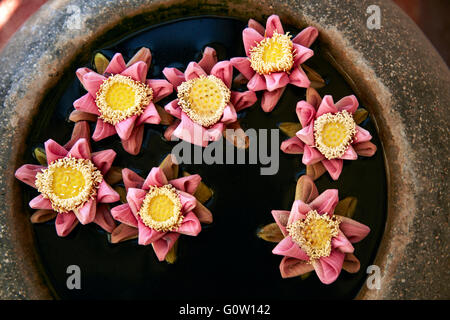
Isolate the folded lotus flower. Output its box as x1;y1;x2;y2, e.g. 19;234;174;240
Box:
73;48;173;155
162;46;257;147
110;166;213;261
15;129;120;237
280;89;377;180
230;15;318;112
269;175;370;284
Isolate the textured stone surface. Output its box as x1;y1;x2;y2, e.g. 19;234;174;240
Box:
0;0;448;299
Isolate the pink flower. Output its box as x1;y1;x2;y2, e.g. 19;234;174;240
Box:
281;93;377;180
271;176;370;284
162;47;257;147
110;166;212;261
231;15;318;112
15;123;119;237
73;50;173;155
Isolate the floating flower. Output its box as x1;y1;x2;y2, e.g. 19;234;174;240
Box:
162;47;257;147
72;47;173;155
231;15;318;112
280;88;377;180
110;155;213;262
14;122;120;236
260;175;370;284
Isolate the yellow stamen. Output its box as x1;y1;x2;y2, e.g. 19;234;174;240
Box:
95;74;153;125
314;110;356;159
138;185;183;232
35;157;103;213
249;31;295;75
177;75;230;127
287;210;340;262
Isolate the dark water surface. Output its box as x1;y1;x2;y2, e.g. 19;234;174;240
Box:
22;16;387;300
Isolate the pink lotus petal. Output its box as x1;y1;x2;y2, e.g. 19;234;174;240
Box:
176;211;201;236
136;102;161;126
147;79;173;102
280;256;315;278
55;211;78;237
104;53;127;74
91;149;116;175
248;18;265;36
272;236;309;261
211;60;233;88
120;61;147;82
265;14;284;38
221;104;237;124
332;231;354;253
296;123;314;145
247;73;267;91
354;125;373;144
173;113;209;147
74;198;96;225
193;201;213;224
264;72;290;92
179;191;197;212
30;195;53;210
316;95;338;118
164;119;180;141
67;138;91;159
115;116;137;140
206;122;225;142
335;95;358;114
309;189;339;216
164;99;182;119
15;164;46;188
261;87;285;112
198;47;218;74
122;168;145;191
44;139;68;164
76;67;94;88
83;72;106;97
92;118;117;141
243;27;264;56
110;223;138;243
93;203;116;233
296;100;316;127
184;62;207;81
96;180;120;203
169;174;201;194
110;203;138;227
73;93;100;116
292;26;319;47
230;57;255;80
152;232;180;261
353;141;377;157
271;210;290;236
321;159;343;181
143;167;168;189
121;124;144;155
288;200;310;224
137;218;165;245
338;216;370;243
340;145;358;160
313;249;345;284
302;144;325;165
162;67;185;89
293;44;314;65
289;65;311;88
64;121;91;150
231;90;257;112
280;136;305;154
126;187;147;216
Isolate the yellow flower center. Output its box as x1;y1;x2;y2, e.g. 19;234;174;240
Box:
314;110;356;159
35;157;103;213
177;75;231;127
138;185;183;232
95;74;153;125
249;32;294;75
287;210;340;261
